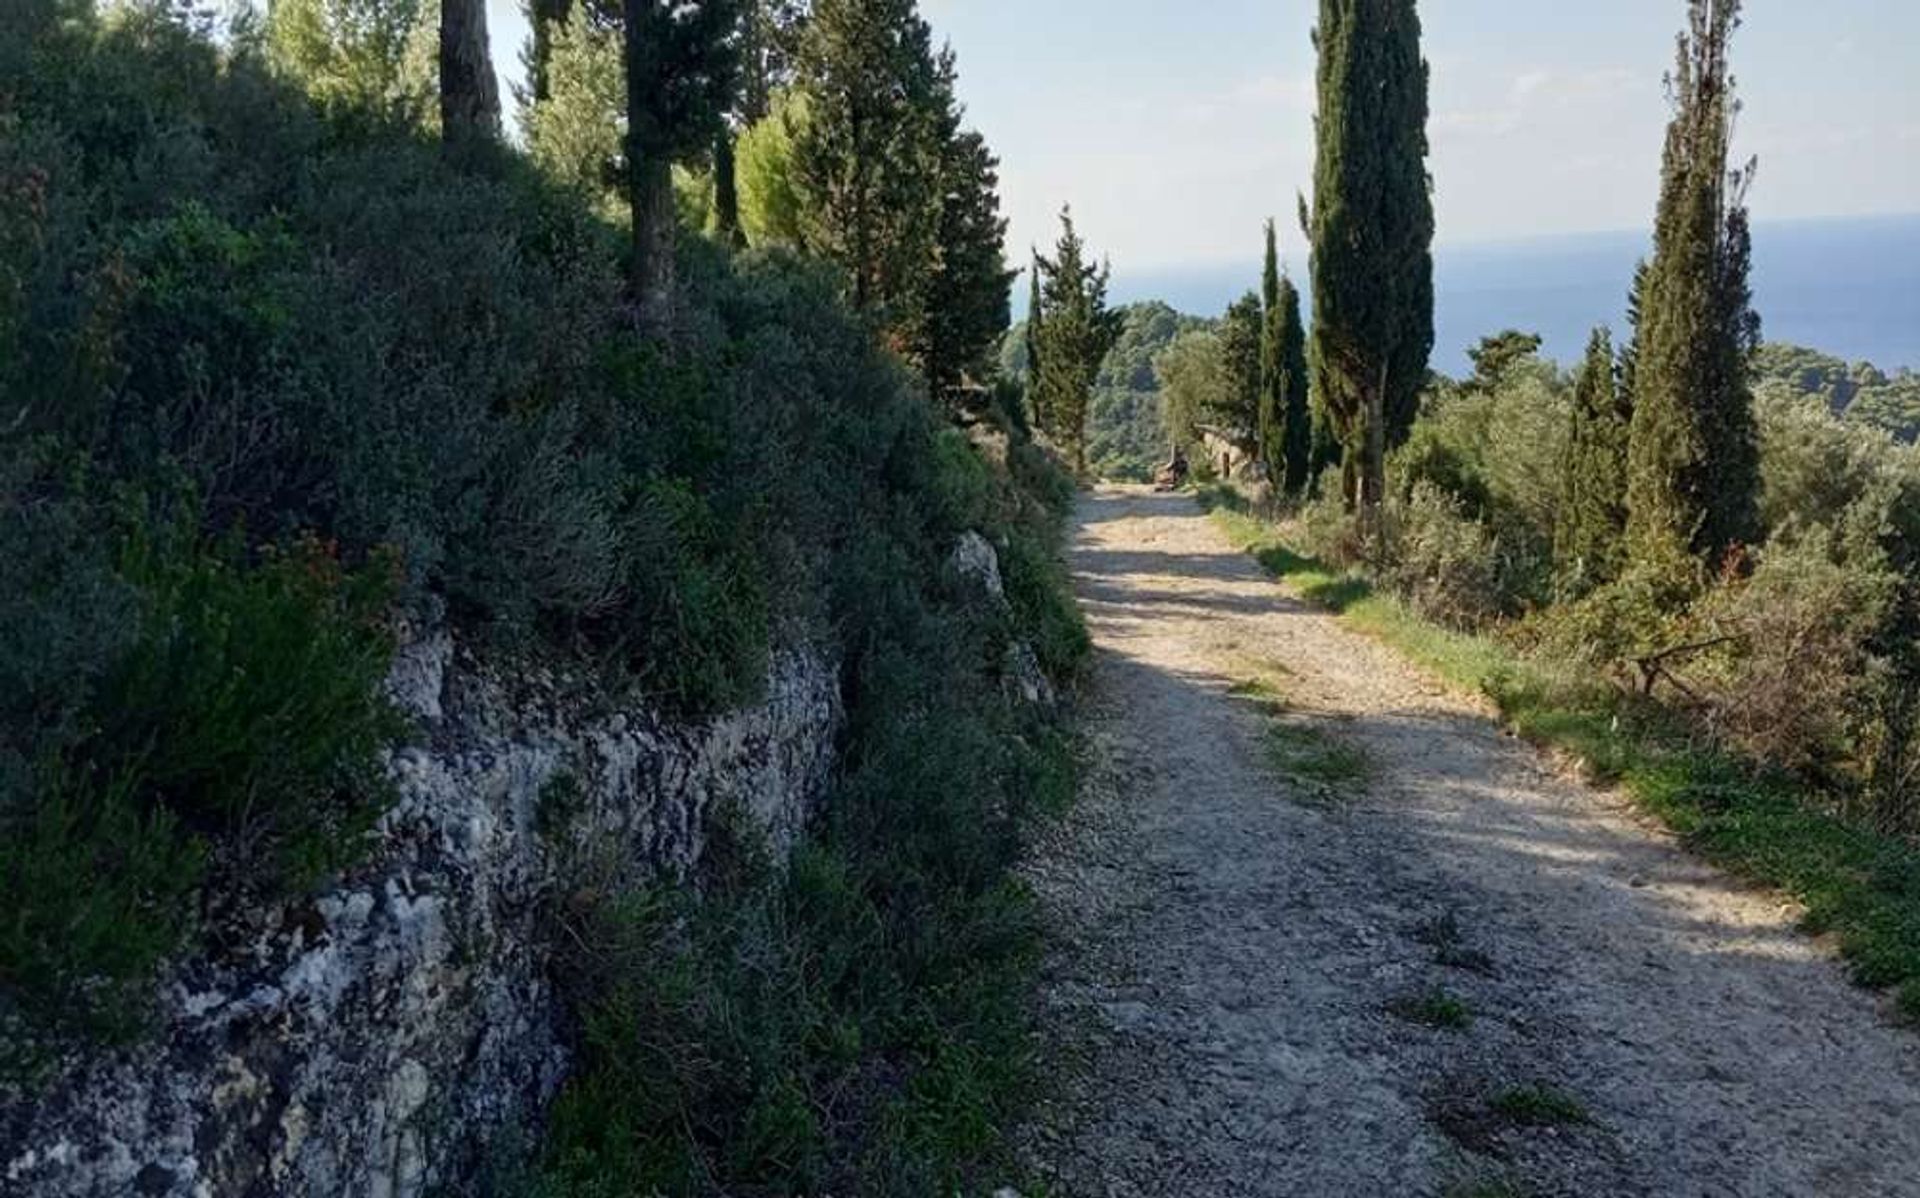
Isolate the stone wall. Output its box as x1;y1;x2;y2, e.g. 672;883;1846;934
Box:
0;628;843;1198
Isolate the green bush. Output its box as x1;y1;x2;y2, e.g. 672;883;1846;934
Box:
0;482;401;1058
1375;482;1507;627
532;414;1085;1196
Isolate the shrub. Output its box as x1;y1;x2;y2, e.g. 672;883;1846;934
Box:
1690;530;1893;774
1375;482;1507;627
0;480;402;1057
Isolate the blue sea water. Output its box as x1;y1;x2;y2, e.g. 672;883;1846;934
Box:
1110;214;1920;375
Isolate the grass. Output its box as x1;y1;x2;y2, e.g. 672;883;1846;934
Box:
1200;491;1920;1022
1263;722;1372;797
1388;987;1475;1031
1488;1085;1591;1127
1444;1179;1533;1198
1227;676;1290;713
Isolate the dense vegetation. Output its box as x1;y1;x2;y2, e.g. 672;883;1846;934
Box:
0;0;1086;1188
1754;342;1920;443
1303;0;1434;511
1002;300;1209;481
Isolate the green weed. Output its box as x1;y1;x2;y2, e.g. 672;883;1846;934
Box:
1488;1085;1591;1127
1264;722;1372;796
1388;987;1474;1031
1228;677;1290;714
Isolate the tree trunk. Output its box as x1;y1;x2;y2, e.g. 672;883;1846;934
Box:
629;151;676;333
439;0;500;149
1362;367;1387;510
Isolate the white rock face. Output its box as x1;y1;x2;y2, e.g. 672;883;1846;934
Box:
0;630;842;1198
950;531;1007;602
951;531;1058;709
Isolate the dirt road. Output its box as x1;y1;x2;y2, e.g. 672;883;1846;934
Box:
1019;486;1920;1197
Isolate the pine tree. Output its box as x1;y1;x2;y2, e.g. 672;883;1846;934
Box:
1555;327;1634;596
1275;274;1312;496
1031;208;1120;476
1259;221;1286;489
791;0;945;328
1465;330;1543;394
622;0;741;331
1623;0;1761;577
1303;0;1434;512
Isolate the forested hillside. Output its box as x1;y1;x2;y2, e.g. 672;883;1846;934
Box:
0;1;1085;1193
1753;342;1920;442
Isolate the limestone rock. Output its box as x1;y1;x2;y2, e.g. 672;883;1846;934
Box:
0;629;842;1198
951;530;1007;603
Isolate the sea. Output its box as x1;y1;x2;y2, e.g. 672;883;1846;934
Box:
1108;213;1920;375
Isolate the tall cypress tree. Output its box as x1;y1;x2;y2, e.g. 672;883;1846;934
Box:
1259;221;1286;489
1556;327;1634;597
1275;273;1312;496
440;0;501;148
622;0;741;331
1218;292;1266;448
1025;255;1048;432
1032;208;1120;476
1303;0;1434;512
791;0;945;327
713;129;744;247
913;52;1013;400
738;0;806;123
1623;0;1760;576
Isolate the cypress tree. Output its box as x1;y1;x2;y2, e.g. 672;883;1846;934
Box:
791;0;945;326
1619;259;1650;405
1275;274;1312;496
1555;327;1634;596
1025;255;1048;433
1218;292;1265;448
1032;208;1120;476
713;129;744;248
738;0;805;123
622;0;742;331
1623;0;1761;576
1303;0;1434;512
1259;221;1286;488
918;121;1014;399
440;0;501;148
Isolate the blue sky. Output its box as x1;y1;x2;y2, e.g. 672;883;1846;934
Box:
488;1;1920;269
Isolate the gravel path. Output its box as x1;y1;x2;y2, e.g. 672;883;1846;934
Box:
1018;485;1920;1198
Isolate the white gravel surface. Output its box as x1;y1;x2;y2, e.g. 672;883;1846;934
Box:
1017;486;1920;1198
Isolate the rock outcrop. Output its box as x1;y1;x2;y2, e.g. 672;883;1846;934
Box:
0;629;842;1198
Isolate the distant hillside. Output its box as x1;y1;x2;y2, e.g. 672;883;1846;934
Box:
1003;301;1215;480
1753;343;1920;442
